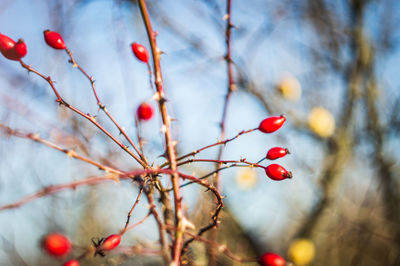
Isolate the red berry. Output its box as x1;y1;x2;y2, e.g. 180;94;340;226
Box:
14;39;27;58
63;260;79;266
44;30;66;49
265;164;292;181
266;147;290;160
258;252;286;266
131;42;149;63
0;33;20;61
42;233;71;257
258;116;286;133
0;33;15;53
101;234;121;251
137;102;154;121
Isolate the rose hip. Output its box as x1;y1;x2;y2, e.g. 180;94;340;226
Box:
0;33;15;56
63;260;79;266
258;252;286;266
101;234;121;251
266;147;290;160
14;39;27;58
42;233;71;257
43;30;67;49
258;116;286;133
265;164;292;181
0;33;26;60
137;102;154;121
131;42;149;63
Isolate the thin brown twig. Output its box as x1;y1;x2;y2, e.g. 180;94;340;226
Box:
166;163;255;193
145;190;171;263
121;187;145;234
183;230;256;263
203;2;235;262
161;128;257;168
112;244;161;257
180;173;224;254
167;164;239;192
17;59;147;167
0;123;124;175
65;49;147;164
176;158;265;169
215;0;235;189
146;62;155;92
134;116;147;157
124;210;152;233
0;174;123;211
0;166;224;214
0;91;90;155
165;225;256;264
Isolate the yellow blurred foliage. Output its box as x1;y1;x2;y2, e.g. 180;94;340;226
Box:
278;73;302;101
235;168;258;190
287;238;315;265
308;107;335;137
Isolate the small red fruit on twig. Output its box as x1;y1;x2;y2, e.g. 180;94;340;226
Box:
0;33;15;52
0;33;26;60
0;33;16;59
63;260;79;266
131;42;149;63
258;115;286;133
266;147;290;160
258;252;286;266
101;234;121;251
14;39;27;58
42;233;71;257
43;30;67;49
137;102;154;121
265;164;292;181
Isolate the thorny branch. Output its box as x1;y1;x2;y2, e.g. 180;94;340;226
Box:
137;0;184;264
166;128;257;167
65;49;148;165
0;168;223;214
206;1;235;263
0;174;124;211
121;187;145;234
0;123;124;175
17;59;146;167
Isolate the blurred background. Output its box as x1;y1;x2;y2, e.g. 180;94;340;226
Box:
1;0;400;265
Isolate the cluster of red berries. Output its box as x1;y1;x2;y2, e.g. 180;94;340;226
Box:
0;30;69;61
0;30;66;62
4;28;292;264
258;115;292;181
42;233;121;265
